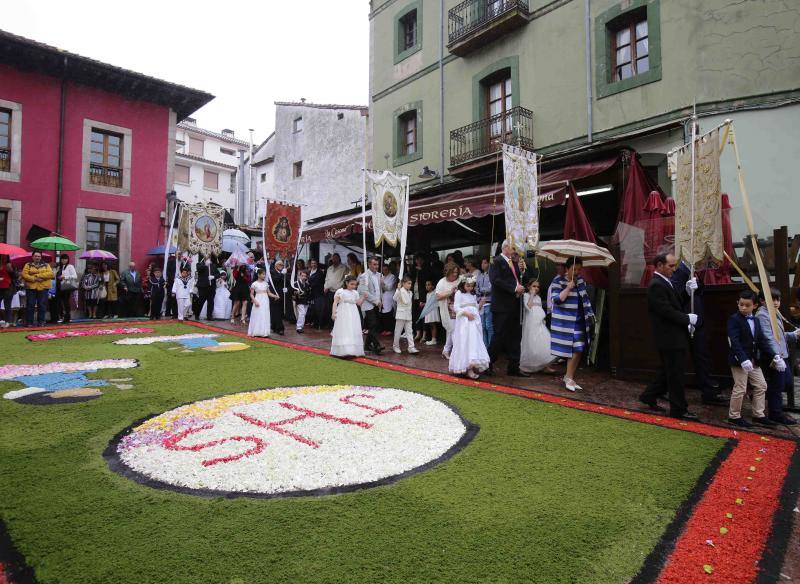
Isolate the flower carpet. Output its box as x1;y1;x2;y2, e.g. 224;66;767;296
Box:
0;321;796;583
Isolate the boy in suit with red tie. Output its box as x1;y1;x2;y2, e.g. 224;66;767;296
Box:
727;289;777;428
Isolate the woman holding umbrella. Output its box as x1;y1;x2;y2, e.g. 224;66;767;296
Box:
99;261;120;318
55;254;78;323
80;263;102;319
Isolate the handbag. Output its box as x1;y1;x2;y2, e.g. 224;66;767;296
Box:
61;278;78;292
98;285;108;300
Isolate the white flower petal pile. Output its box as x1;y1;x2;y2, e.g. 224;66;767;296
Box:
113;334;219;345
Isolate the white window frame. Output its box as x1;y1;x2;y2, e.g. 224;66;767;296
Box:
81;119;133;195
0;198;22;245
74;208;132;274
175;164;191;185
203;169;219;191
0;99;22;183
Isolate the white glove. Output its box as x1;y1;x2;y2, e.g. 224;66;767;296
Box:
282;287;288;293
688;324;695;335
688;313;698;326
741;360;754;372
685;278;699;294
774;356;787;372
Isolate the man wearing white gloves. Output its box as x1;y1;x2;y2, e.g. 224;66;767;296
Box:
726;289;777;428
755;288;797;425
639;253;699;420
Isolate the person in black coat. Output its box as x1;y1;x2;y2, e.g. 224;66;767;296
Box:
148;267;166;320
194;256;215;320
670;262;726;405
270;259;286;335
410;254;430;339
487;240;528;377
307;259;325;329
639;253;699;420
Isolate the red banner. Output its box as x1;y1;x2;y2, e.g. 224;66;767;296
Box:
265;201;301;257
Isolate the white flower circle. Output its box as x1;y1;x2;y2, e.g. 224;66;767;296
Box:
108;385;476;497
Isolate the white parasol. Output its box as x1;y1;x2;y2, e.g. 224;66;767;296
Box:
535;239;616;267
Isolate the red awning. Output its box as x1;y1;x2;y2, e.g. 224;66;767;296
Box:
301;154;619;243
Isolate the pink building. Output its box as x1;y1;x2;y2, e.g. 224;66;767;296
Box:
0;30;213;270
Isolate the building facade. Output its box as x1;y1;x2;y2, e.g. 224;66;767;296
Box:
367;0;800;241
0;30;212;271
173;119;248;215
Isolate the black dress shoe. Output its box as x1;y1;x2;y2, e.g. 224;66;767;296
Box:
374;347;384;355
670;412;699;421
639;397;666;412
752;417;777;427
483;368;495;377
508;370;531;378
701;395;728;406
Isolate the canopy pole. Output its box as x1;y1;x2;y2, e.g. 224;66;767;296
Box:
398;175;410;281
361;169;368;273
689;105;697;331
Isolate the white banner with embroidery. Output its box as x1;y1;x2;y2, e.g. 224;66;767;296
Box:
367;169;408;248
502;144;539;251
176;202;224;257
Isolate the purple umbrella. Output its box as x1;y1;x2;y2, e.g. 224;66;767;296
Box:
80;249;117;261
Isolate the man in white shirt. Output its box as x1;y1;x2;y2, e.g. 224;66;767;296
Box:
358;257;383;354
321;253;346;329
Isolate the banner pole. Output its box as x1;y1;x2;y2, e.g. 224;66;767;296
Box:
399;175;410;281
162;202;180;314
362;169;368;272
688;105;697;336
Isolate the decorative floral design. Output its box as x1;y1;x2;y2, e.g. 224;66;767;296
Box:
113;334;249;353
113;385;471;495
26;328;155;342
1;359;138;403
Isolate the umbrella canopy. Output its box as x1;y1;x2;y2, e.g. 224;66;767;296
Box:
80;249;117;261
223;229;250;243
0;243;27;257
31;236;80;251
536;239;616;268
147;245;178;256
10;252;53;269
222;239;249;254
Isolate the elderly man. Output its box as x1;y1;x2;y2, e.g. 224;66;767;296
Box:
358;256;384;354
321;253;346;329
639;253;699;420
120;261;143;318
488;240;528;377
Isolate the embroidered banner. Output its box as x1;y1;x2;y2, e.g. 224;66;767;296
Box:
502;144;539;251
367;170;408;247
265;200;301;257
177;202;224;257
675;129;724;266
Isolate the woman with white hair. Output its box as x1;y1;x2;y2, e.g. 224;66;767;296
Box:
435;262;460;359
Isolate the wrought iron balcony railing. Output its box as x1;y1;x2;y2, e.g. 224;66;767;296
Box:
0;148;10;172
448;0;529;49
89;164;123;188
450;106;534;168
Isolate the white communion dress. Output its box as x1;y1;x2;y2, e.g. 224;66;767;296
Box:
520;292;553;373
213;278;232;320
330;288;365;357
247;280;272;337
448;291;490;374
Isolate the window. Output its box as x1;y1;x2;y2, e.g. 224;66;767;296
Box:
293;117;303;133
0;108;10;173
611;11;648;81
485;71;513;142
220;147;236;156
399;10;417;52
260;173;266;183
175;164;190;184
89;129;123;188
0;210;7;243
293;161;303;178
399;111;417;156
176;139;185;153
188;136;204;157
203;170;219;190
86;220;119;258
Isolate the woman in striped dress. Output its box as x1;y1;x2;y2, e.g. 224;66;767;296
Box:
550;257;595;392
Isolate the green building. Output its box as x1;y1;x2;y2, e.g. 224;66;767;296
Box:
363;0;800;251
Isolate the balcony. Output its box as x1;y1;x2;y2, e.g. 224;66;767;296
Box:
89;164;123;188
448;0;530;56
450;106;534;170
0;148;9;172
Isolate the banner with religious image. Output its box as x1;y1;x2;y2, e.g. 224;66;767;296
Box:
176;202;224;257
675;128;724;266
367;169;408;247
265;200;301;257
502;144;539;251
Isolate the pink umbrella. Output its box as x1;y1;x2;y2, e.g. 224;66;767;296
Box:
80;249;117;261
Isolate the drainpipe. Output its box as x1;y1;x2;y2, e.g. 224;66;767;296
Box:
439;0;445;184
584;0;593;144
56;56;68;233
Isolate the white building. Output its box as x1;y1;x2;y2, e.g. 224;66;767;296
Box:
250;132;275;225
174;118;249;214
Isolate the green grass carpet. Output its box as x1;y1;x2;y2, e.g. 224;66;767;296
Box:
0;323;723;583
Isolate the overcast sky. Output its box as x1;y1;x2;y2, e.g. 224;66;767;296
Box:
8;0;371;144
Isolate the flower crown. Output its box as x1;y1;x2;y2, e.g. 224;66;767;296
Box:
461;275;477;286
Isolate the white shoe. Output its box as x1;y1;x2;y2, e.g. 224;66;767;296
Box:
564;377;578;392
442;350;450;359
425;339;437;345
393;347;401;354
409;347;420;354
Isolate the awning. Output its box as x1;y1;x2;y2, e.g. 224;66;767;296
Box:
301;154;619;243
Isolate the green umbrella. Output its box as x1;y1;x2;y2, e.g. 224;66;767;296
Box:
30;236;81;252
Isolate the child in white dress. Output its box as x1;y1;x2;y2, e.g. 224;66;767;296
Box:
423;280;440;345
520;280;555;374
392;277;419;354
248;269;278;337
212;271;232;320
448;277;490;379
331;275;365;357
171;267;194;321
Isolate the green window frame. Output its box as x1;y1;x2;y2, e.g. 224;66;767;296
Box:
471;56;520;122
394;1;422;64
595;0;662;98
393;101;423;166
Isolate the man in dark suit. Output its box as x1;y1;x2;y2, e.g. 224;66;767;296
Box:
639;253;699;419
194;256;215;320
670;262;726;405
307;259;325;329
410;254;431;339
488;239;528;377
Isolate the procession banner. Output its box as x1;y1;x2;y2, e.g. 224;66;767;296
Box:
502;144;539;251
265;200;301;258
176;202;224;257
675;128;724;266
367;169;408;248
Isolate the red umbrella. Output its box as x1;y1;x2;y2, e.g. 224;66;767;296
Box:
10;252;54;269
639;192;675;286
0;243;27;257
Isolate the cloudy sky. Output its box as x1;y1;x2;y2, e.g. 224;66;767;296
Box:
7;0;371;143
